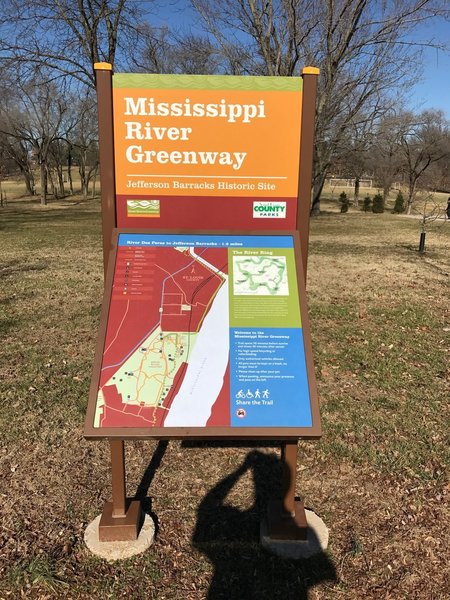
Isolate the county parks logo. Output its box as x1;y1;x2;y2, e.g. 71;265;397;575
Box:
253;201;286;218
127;199;160;217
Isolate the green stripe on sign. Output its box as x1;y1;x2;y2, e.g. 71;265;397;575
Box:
113;73;302;92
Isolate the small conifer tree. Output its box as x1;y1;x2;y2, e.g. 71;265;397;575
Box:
362;195;372;212
339;191;349;213
393;190;405;213
372;193;384;213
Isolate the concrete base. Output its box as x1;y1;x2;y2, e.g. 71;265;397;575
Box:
261;509;329;559
84;512;155;561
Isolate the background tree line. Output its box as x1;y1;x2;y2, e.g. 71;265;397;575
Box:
0;0;449;209
329;108;450;213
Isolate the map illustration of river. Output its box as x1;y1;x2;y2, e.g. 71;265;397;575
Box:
93;233;313;431
95;243;231;428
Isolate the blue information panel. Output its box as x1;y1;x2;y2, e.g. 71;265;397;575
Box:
230;329;310;427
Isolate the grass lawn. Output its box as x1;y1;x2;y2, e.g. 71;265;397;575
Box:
0;196;449;599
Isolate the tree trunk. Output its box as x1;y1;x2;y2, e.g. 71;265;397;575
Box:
81;177;88;199
22;168;35;196
57;165;65;197
67;147;74;195
353;176;360;208
91;166;98;198
406;178;416;215
48;167;58;199
79;155;88;199
40;161;47;205
311;172;326;216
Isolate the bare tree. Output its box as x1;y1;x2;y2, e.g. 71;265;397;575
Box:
333;111;386;207
129;24;223;75
192;0;321;76
370;111;408;202
0;130;36;196
70;95;99;199
0;72;70;205
192;0;450;214
415;191;447;252
400;110;450;214
0;0;145;87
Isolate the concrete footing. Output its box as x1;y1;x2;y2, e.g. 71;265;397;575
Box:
261;509;329;559
84;512;155;561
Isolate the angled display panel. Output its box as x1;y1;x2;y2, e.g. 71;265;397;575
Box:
112;74;303;230
85;230;320;439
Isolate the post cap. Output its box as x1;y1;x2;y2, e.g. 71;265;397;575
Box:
302;66;320;75
94;62;113;71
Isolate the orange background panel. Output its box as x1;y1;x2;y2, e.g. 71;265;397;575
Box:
113;88;302;198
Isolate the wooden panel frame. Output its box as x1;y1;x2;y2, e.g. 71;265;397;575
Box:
84;228;321;440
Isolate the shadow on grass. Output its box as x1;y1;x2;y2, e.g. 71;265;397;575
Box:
0;258;48;277
134;440;169;536
193;450;336;600
0;206;99;232
0;317;20;336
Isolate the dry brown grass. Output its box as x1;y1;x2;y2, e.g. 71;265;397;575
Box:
0;199;449;599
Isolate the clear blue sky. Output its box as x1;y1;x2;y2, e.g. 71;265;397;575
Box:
408;20;450;117
150;3;450;118
413;49;450;117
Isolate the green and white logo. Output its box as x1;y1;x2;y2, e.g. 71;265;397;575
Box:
127;199;160;217
253;201;286;219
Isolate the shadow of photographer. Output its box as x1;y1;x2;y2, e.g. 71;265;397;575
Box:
192;449;336;600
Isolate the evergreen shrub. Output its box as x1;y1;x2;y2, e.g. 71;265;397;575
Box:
372;193;384;213
393;190;405;213
362;195;372;212
339;191;350;213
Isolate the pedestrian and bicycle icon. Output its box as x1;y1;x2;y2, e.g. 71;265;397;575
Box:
235;388;270;399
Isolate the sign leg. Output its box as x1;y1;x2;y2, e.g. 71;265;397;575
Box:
266;440;308;540
111;438;127;517
98;440;142;542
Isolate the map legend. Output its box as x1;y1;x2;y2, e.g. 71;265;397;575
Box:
112;248;156;300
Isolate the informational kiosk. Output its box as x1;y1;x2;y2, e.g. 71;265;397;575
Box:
87;64;320;543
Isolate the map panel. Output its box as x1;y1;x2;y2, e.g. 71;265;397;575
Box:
88;233;315;434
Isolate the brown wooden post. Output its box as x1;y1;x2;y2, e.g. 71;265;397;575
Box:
281;441;298;516
94;62;117;276
267;439;308;540
297;66;320;281
94;63;141;542
97;438;141;542
110;439;127;517
270;67;320;541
